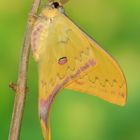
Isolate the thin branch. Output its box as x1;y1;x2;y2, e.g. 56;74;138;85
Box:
8;0;41;140
9;82;17;92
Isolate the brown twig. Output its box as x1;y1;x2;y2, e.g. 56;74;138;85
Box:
8;0;41;140
9;82;17;92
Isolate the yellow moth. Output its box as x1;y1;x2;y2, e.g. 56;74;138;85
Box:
31;0;127;140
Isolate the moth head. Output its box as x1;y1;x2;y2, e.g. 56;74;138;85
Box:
51;1;65;13
41;1;65;18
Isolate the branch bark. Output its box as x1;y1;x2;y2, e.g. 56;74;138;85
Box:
8;0;41;140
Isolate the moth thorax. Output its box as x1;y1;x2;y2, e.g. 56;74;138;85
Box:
41;8;59;18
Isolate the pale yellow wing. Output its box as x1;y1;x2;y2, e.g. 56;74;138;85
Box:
65;36;127;106
31;5;127;140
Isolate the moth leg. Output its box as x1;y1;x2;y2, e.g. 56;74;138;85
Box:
28;13;41;24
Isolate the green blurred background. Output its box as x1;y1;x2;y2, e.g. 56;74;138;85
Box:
0;0;140;140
